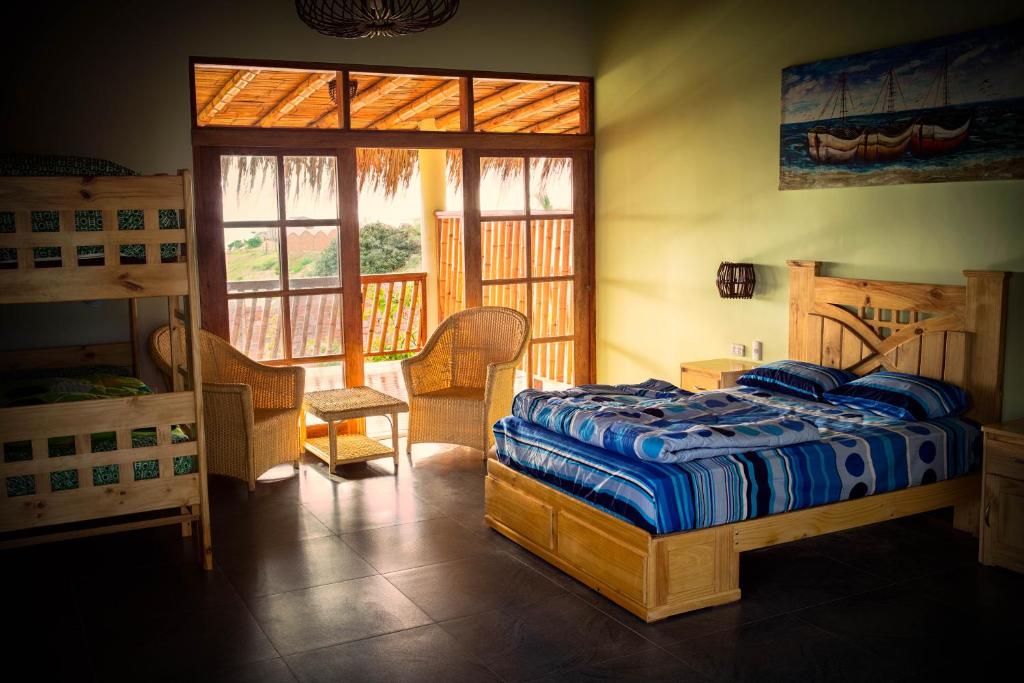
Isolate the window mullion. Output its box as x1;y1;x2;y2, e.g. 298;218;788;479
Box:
275;155;293;360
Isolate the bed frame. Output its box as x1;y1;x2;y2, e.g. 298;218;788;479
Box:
0;173;213;569
485;261;1009;622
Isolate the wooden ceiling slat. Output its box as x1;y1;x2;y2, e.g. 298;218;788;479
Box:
477;86;578;132
369;80;460;130
310;110;338;129
310;75;414;129
257;72;333;128
436;80;551;130
352;75;413;115
198;69;261;124
520;109;580;133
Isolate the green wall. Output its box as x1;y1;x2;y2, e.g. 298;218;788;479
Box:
594;0;1024;419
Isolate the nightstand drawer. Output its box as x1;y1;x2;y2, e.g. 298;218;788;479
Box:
986;438;1024;481
679;369;719;393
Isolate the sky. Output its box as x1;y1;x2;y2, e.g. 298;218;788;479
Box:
782;21;1024;123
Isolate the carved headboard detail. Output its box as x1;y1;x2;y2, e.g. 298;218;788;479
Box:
787;261;1009;424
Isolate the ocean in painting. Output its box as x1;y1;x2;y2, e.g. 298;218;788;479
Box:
780;21;1024;190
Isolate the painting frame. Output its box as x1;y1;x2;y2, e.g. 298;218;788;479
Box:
779;21;1024;190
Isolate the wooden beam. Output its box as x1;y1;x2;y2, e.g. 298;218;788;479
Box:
577;82;592;135
437;80;551;130
462;149;482;309
520;109;580;133
476;86;578;132
458;76;473;132
310;75;413;129
197;69;260;124
369;80;460;130
258;72;333;128
338;70;350;129
193;126;594;151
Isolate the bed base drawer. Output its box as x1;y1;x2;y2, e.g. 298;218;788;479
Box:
485;460;980;623
484;460;740;622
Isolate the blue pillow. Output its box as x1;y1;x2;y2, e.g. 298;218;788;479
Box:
736;360;856;402
822;371;969;421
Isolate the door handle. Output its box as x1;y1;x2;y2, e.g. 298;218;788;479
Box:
984;503;992;527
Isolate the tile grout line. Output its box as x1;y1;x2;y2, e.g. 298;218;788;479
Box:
274;619;509;683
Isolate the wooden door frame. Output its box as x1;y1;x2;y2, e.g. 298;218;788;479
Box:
461;149;594;386
193;145;364;386
190;56;596;385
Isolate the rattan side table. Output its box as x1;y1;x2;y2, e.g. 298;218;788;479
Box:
303;387;409;472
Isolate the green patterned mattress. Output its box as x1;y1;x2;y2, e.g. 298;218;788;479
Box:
1;367;196;497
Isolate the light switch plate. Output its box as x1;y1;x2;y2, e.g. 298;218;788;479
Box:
731;343;745;357
752;340;763;361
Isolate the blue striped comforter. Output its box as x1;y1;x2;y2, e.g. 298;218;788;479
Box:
493;386;980;534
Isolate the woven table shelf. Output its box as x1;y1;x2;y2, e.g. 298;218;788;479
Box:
305;434;393;466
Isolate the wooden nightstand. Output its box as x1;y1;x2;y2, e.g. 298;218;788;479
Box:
679;359;761;393
981;419;1024;573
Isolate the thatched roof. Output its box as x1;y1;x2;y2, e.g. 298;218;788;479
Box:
195;64;582;134
222;146;569;200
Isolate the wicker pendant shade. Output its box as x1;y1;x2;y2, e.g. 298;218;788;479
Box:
296;0;460;38
327;78;359;104
716;262;756;299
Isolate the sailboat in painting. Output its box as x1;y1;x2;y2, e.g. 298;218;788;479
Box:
859;69;915;162
808;69;916;164
807;74;864;163
911;51;972;157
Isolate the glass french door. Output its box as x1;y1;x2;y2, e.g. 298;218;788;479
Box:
470;151;591;390
218;152;359;388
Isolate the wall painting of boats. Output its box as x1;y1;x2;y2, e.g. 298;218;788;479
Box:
780;21;1024;190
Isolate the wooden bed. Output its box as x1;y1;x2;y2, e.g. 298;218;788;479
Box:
0;173;213;569
485;260;1009;622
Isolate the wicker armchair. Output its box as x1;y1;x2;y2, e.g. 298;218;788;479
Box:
402;306;530;458
150;326;305;490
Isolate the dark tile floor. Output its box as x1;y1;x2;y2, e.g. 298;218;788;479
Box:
5;445;1022;682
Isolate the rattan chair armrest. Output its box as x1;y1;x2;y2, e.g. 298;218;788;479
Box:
203;382;255;427
484;359;520;406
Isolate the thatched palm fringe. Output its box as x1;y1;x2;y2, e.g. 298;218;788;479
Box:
221;152;570;202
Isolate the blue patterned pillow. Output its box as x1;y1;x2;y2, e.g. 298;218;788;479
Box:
822;371;969;421
736;360;856;402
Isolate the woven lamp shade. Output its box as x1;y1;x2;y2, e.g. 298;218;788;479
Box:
296;0;460;38
716;262;756;299
327;78;359;103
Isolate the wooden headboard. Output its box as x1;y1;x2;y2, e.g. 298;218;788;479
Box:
787;261;1009;424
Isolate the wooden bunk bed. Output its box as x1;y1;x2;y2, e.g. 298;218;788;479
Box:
485;260;1009;622
0;172;213;569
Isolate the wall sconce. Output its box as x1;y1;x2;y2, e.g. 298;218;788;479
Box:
716;262;756;299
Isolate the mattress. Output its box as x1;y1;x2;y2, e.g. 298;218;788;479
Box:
494;387;980;534
1;366;196;497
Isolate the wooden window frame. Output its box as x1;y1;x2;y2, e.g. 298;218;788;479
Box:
473;152;585;387
222;152;345;366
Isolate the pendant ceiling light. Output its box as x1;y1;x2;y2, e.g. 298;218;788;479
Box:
296;0;460;39
327;78;359;103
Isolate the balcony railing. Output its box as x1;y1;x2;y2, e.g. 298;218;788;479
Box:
227;272;427;362
361;272;427;358
436;212;575;387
